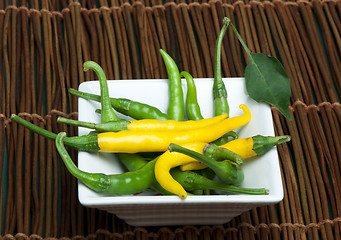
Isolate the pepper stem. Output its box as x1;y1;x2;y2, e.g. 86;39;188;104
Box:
83;61;119;123
11;114;100;152
11;114;57;140
224;17;251;57
252;135;291;156
57;117;130;132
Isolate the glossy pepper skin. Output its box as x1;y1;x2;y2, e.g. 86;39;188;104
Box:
160;49;185;121
68;88;171;121
55;132;157;195
57;113;228;132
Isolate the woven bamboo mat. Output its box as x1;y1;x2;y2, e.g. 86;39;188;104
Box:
0;0;340;239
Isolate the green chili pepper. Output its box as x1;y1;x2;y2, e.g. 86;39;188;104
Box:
69;88;171;121
168;143;244;186
212;18;238;145
213;18;230;117
83;61;119;123
170;169;268;195
160;49;185;121
180;71;203;121
55;132;157;195
118;153;267;196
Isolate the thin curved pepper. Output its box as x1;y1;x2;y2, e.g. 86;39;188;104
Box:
55;132;157;195
11;104;250;153
154;142;207;199
57;113;227;132
181;71;203;121
69;88;171;121
180;135;291;171
83;61;119;123
160;49;185;121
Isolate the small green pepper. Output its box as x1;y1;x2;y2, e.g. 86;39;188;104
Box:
180;71;203;121
212;18;238;145
213;18;230;117
69;88;171;121
160;49;185;121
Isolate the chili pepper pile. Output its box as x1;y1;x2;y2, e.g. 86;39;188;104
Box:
11;18;291;200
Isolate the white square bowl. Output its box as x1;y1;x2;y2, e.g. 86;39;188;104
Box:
77;78;283;226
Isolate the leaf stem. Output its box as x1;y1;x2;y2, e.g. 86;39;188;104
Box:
226;17;251;57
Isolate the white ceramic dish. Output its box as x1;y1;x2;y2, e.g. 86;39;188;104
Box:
77;78;283;226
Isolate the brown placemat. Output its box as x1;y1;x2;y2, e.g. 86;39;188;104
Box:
0;0;340;239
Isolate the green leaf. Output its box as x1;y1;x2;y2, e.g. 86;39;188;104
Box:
245;53;291;120
224;17;292;120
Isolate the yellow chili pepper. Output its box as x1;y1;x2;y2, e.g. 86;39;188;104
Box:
98;104;251;153
57;113;228;133
180;135;291;171
154;142;208;199
126;113;227;131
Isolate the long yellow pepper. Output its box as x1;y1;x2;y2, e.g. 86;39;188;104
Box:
127;113;227;131
98;104;251;153
57;113;228;133
154;142;208;199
